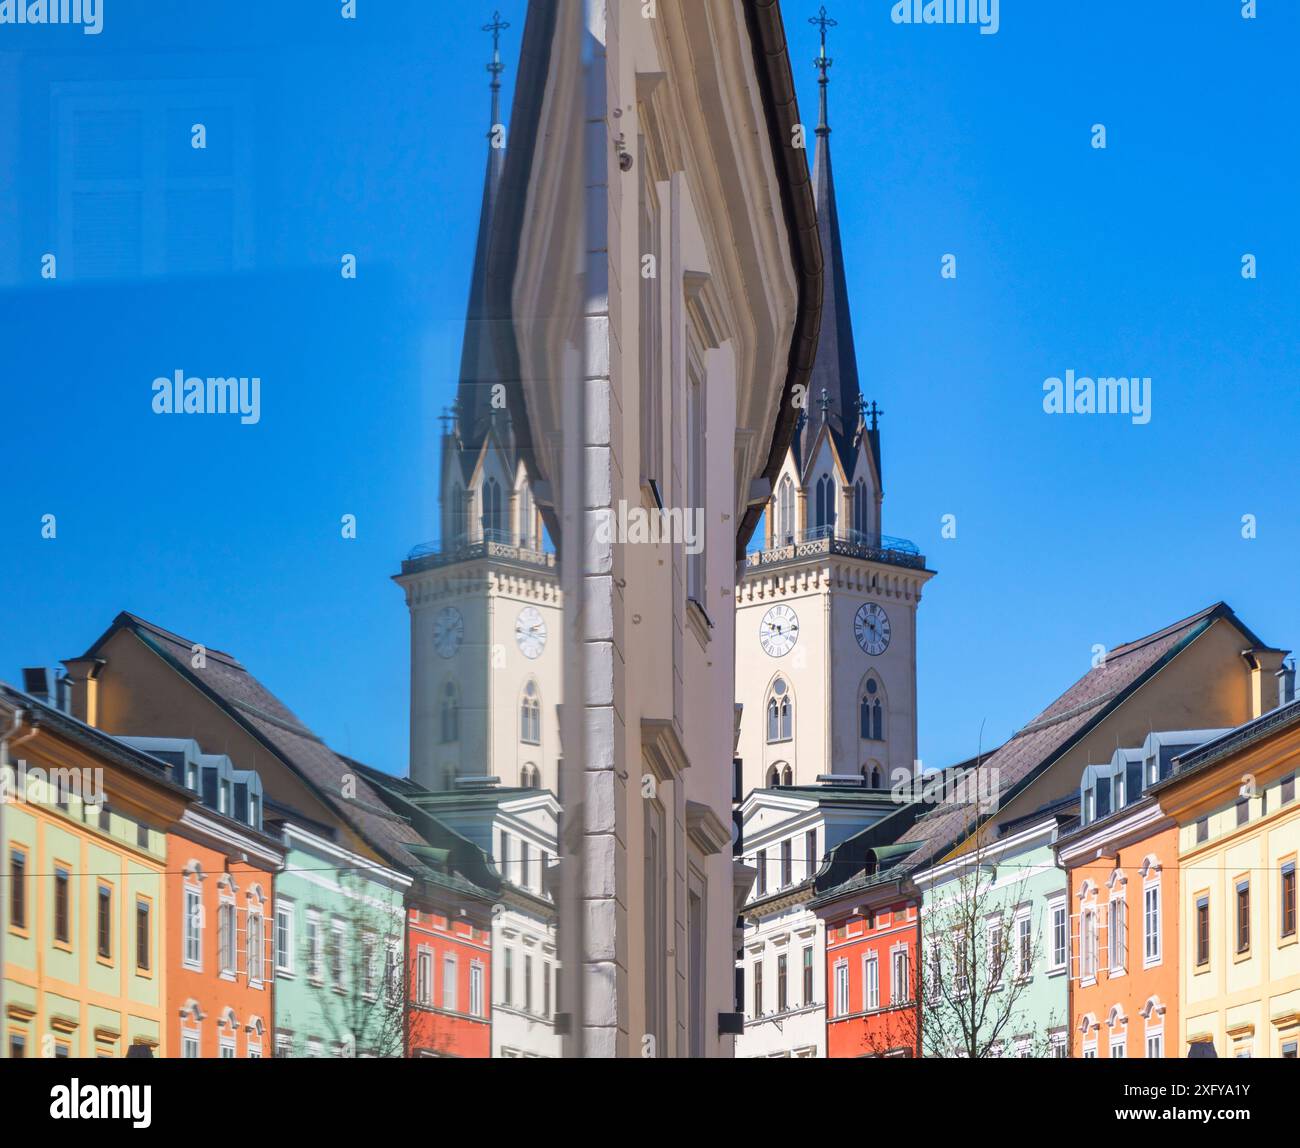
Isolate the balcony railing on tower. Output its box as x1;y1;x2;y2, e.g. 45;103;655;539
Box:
745;527;926;571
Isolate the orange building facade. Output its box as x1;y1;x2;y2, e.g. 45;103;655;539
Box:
1059;809;1180;1059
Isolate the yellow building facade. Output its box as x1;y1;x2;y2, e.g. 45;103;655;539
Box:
1155;701;1300;1058
2;686;188;1058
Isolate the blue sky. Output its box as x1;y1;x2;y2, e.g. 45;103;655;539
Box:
1;1;1296;775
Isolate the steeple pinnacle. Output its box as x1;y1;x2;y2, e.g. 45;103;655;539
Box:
799;5;867;475
453;12;513;455
809;6;835;136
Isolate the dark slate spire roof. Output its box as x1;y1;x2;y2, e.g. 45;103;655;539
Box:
799;12;865;471
451;13;513;462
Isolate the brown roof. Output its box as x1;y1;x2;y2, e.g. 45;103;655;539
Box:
816;602;1261;900
87;612;486;896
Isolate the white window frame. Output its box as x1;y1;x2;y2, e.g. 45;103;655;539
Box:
834;959;849;1018
443;952;458;1012
1048;898;1067;972
1016;910;1033;979
248;909;264;987
470;960;485;1017
863;953;879;1011
891;945;909;1005
1110;1033;1127;1059
217;900;236;978
1143;879;1162;967
1107;896;1127;974
181;1028;200;1059
183;883;203;971
416;946;433;1006
306;910;323;984
275;900;295;976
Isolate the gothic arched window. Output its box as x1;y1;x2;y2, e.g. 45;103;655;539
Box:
518;483;535;550
781;764;793;786
450;485;466;545
766;765;780;788
440;681;459;744
814;474;836;537
777;475;795;545
520;680;541;745
862;762;882;789
767;678;792;743
481;476;503;541
520;763;540;790
853;477;869;542
859;677;885;742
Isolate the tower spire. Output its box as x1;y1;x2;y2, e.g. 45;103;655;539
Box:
452;11;513;454
800;5;866;477
809;5;836;136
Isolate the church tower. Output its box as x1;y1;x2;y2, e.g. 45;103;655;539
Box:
735;21;934;797
395;20;561;795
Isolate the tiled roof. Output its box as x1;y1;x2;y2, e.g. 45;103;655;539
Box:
90;613;492;899
814;602;1255;903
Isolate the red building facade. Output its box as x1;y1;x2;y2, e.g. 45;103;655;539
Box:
406;892;493;1058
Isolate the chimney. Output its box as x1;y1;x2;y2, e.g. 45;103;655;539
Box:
60;656;106;727
1277;659;1297;707
1243;647;1288;718
21;667;52;705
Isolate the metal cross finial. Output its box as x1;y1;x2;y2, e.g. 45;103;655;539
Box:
809;6;836;133
817;387;831;415
484;11;510;83
438;407;454;437
865;400;882;430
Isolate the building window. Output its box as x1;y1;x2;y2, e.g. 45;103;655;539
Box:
1110;1035;1127;1059
543;960;552;1018
481;476;504;540
1081;909;1098;981
135;899;151;972
1236;798;1249;827
814;474;836;536
1282;860;1296;939
329;920;345;988
756;849;767;897
443;953;457;1012
1283;1039;1298;1059
440;682;459;744
802;946;814;1005
517;482;535;550
306;911;323;982
1196;895;1210;966
182;1031;199;1059
859;677;884;741
1107;897;1126;972
1146;1031;1163;1058
520;762;540;790
766;679;792;743
686;355;706;603
987;922;1005;983
248;911;264;985
275;901;294;974
97;882;113;960
184;885;202;968
9;848;26;931
9;1033;26;1058
776;475;794;545
1282;773;1296;805
805;829;818;878
219;1036;236;1059
503;947;514;1008
1049;901;1067;970
218;903;236;975
863;953;879;1011
752;960;763;1018
417;949;432;1006
833;960;848;1018
1195;817;1208;844
1143;882;1161;964
1236;880;1251;954
521;681;541;744
776;954;788;1013
892;947;910;1004
470;961;485;1017
1014;914;1031;977
780;839;793;888
853;476;869;539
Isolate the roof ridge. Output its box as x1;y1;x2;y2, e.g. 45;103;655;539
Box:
119;612;243;667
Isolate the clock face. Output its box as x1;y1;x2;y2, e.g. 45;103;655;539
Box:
854;602;891;656
759;604;800;658
515;606;547;659
433;607;464;659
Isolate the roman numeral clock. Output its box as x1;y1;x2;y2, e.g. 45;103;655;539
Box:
854;602;891;656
